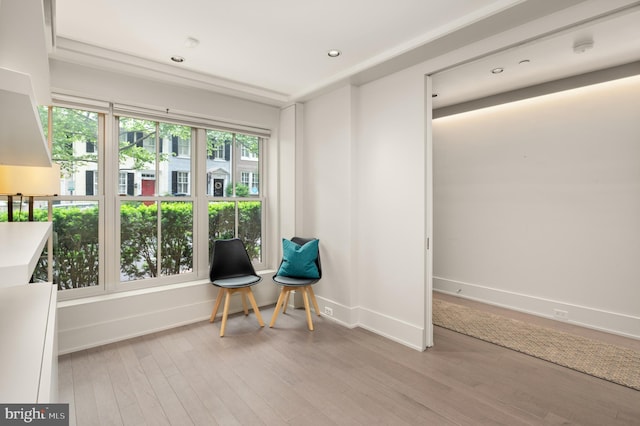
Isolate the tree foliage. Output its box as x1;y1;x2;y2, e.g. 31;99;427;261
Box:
117;118;181;169
39;106;99;176
206;129;259;158
37;107;184;177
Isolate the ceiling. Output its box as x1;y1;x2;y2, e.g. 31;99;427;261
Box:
431;2;640;109
51;0;640;107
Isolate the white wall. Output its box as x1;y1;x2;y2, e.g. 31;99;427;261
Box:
50;59;279;130
354;69;428;349
277;104;300;241
433;75;640;339
302;69;430;350
300;86;356;323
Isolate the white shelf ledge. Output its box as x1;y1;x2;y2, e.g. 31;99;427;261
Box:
0;222;52;287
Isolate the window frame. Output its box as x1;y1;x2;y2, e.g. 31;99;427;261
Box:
36;104;107;301
38;97;270;299
115;116;198;291
205;130;266;268
177;138;190;157
176;171;190;194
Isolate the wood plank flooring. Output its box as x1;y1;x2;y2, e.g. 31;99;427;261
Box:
59;299;640;425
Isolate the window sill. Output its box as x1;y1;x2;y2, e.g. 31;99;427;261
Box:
57;269;277;309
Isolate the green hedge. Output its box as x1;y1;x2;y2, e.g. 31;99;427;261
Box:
208;201;262;260
1;206;100;289
2;201;261;290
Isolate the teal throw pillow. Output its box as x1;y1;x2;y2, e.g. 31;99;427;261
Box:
277;238;320;279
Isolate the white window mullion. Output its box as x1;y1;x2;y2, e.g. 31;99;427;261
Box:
97;112;107;294
231;133;237;197
193;128;204;279
157;200;162;278
106;105;120;293
155;122;161;196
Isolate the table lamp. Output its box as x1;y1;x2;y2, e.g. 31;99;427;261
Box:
0;163;60;221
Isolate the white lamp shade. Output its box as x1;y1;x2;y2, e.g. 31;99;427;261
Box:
0;163;60;196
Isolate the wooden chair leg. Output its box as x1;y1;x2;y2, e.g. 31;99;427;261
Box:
245;288;264;327
307;286;321;316
269;287;287;327
220;289;232;337
210;287;224;323
282;290;291;313
301;287;314;331
241;292;249;316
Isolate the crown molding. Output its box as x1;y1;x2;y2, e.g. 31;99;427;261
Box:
51;37;289;107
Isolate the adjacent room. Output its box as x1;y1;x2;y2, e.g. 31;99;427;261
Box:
1;0;639;424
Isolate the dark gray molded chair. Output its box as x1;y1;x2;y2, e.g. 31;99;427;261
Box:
209;238;264;337
269;237;322;331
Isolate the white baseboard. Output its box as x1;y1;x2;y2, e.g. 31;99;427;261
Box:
315;295;426;351
357;307;426;351
434;277;640;340
57;279;280;354
313;294;357;327
59;282;430;354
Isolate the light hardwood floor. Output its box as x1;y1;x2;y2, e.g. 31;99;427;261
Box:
59;297;640;425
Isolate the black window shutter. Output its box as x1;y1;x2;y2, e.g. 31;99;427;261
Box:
86;141;95;153
172;136;179;155
171;171;178;194
127;173;135;195
136;132;144;147
85;171;94;195
224;142;231;161
127;131;134;144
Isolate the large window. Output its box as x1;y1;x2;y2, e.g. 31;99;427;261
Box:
207;130;263;264
14;102;268;299
33;106;103;292
118;117;194;283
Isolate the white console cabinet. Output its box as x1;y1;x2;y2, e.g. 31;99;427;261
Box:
0;282;58;402
0;222;57;402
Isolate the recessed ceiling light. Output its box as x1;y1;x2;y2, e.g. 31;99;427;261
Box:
184;37;200;48
491;67;504;74
171;56;185;63
327;49;341;58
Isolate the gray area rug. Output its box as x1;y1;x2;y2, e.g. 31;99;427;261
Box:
433;298;640;391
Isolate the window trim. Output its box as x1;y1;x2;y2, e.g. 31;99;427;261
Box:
205;130;266;268
41;97;269;300
37;103;107;301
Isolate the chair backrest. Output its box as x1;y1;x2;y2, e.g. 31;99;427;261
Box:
290;236;322;279
209;238;258;281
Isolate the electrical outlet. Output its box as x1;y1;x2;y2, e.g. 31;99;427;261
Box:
553;309;569;321
324;306;333;316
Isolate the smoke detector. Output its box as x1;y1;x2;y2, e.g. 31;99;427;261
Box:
573;39;594;54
